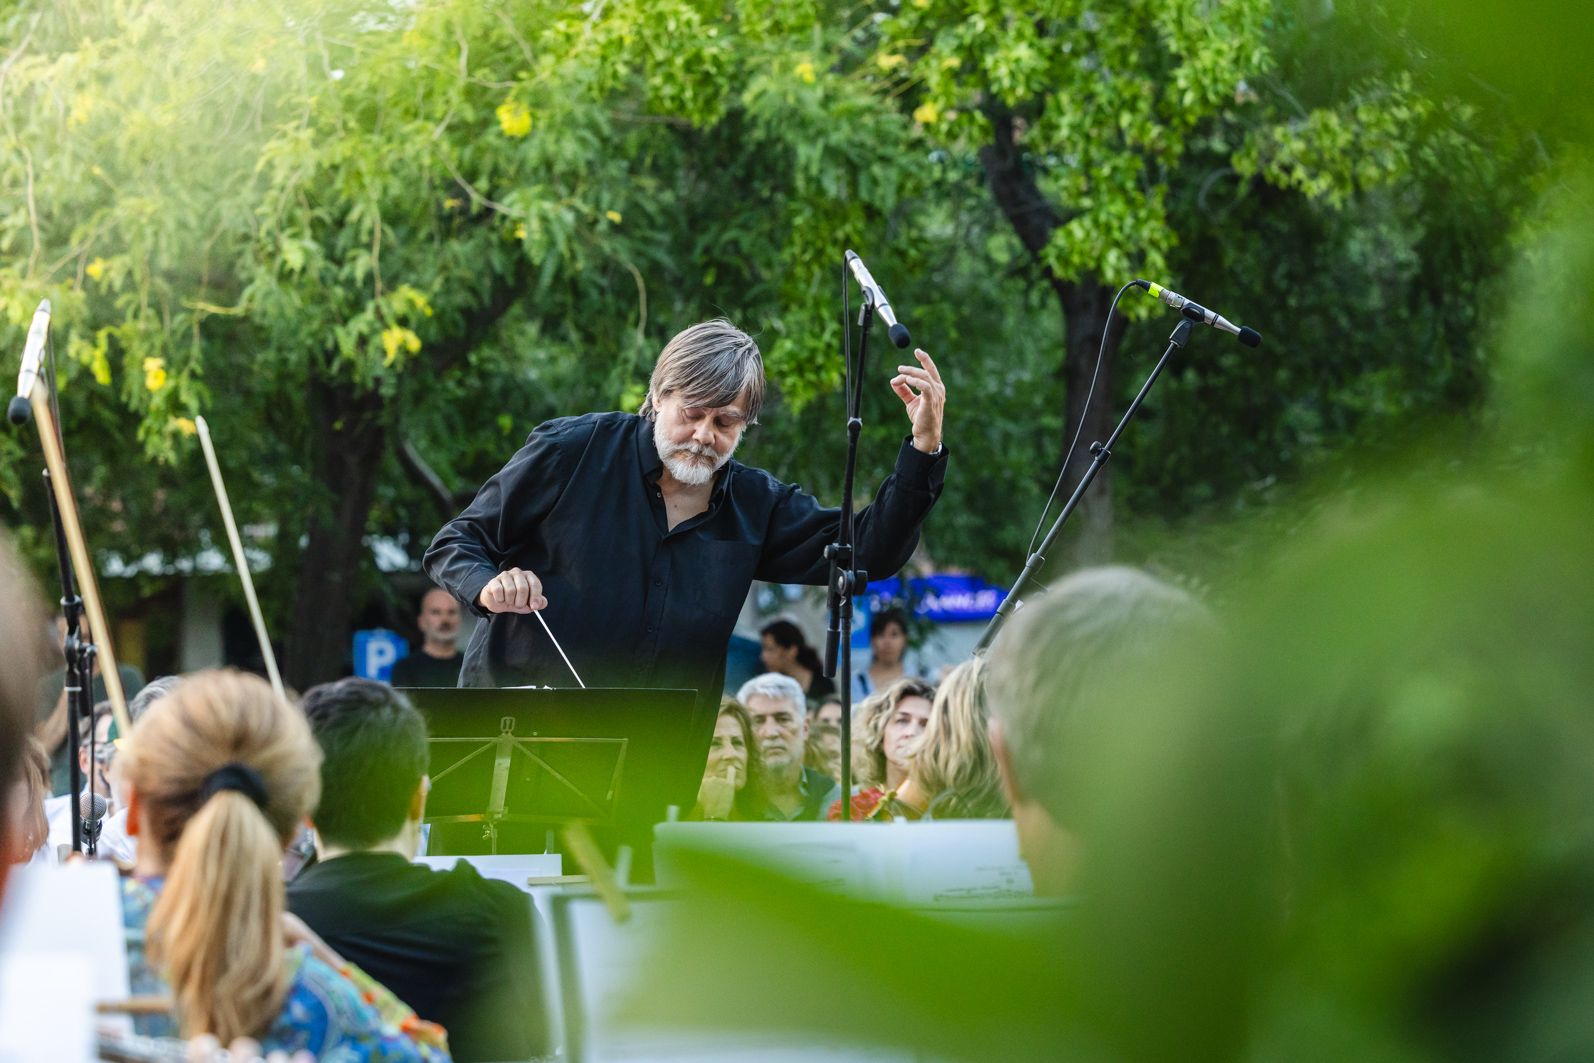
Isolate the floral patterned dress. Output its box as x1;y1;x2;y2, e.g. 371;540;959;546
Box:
121;876;450;1061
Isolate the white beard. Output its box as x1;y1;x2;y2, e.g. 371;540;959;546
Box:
654;420;734;486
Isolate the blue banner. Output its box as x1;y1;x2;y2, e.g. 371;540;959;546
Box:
864;574;1009;623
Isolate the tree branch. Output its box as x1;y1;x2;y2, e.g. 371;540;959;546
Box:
396;438;466;513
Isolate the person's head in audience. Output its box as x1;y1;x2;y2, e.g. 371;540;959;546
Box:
869;608;909;668
12;738;50;863
904;658;1006;819
415;586;462;658
299;678;429;859
120;669;322;1041
804;722;842;782
0;535;50;876
811;695;843;730
986;566;1214;896
852;677;935;792
78;701;116;800
737;672;809;789
696;698;768;820
758;619;823;682
128;674;183;725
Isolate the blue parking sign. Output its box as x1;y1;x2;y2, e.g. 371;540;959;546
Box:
353;628;409;682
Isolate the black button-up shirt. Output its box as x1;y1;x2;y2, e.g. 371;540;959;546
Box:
423;412;947;702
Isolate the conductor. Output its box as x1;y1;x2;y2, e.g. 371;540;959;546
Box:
423;319;947;706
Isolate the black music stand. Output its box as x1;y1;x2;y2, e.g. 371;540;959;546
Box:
401;687;707;861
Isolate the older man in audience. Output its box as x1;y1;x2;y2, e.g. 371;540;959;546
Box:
986;566;1214;896
288;678;549;1062
737;673;839;820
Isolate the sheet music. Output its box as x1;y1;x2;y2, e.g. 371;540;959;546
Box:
0;862;129;1059
894;821;1033;905
0;953;94;1063
414;853;562;892
0;862;130;1006
653;820;1032;904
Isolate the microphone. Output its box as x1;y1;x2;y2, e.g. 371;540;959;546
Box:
9;298;51;425
1133;280;1261;348
80;790;106;850
844;251;911;349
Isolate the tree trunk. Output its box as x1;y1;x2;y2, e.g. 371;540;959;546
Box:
283;375;388;689
979;107;1124;567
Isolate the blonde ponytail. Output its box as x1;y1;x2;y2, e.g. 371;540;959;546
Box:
149;789;288;1040
121;670;322;1042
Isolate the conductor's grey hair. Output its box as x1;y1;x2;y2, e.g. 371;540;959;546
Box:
736;672;805;714
985;566;1216;824
639;319;765;425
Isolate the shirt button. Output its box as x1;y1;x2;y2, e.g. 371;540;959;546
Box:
646;624;655;634
653;578;663;588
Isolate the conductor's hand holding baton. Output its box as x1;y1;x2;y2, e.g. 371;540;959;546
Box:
479;566;547;613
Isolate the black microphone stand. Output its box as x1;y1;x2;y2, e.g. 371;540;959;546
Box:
822;275;877;822
44;469;92;854
975;316;1195;655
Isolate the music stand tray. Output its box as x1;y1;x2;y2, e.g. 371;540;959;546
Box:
401;687;706;856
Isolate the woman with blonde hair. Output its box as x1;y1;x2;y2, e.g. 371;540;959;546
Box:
897;658;1007;819
119;668;447;1059
828;676;934;821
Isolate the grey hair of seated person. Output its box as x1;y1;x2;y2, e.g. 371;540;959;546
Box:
985;566;1216;826
735;672;806;714
128;674;184;725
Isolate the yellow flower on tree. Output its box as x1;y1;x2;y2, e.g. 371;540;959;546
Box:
514;222;527;240
67;92;94;128
142;357;168;393
496;99;532;138
876;53;907;72
90;350;111;386
172;417;198;437
794;60;816;84
605;210;623;224
85;257;108;282
913;100;942;125
381;326;422;366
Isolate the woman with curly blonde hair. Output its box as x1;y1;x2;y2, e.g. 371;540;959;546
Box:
828;676;935;821
898;658;1007;819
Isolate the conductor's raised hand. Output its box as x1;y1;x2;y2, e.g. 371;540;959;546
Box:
891;348;946;454
479;566;547;613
